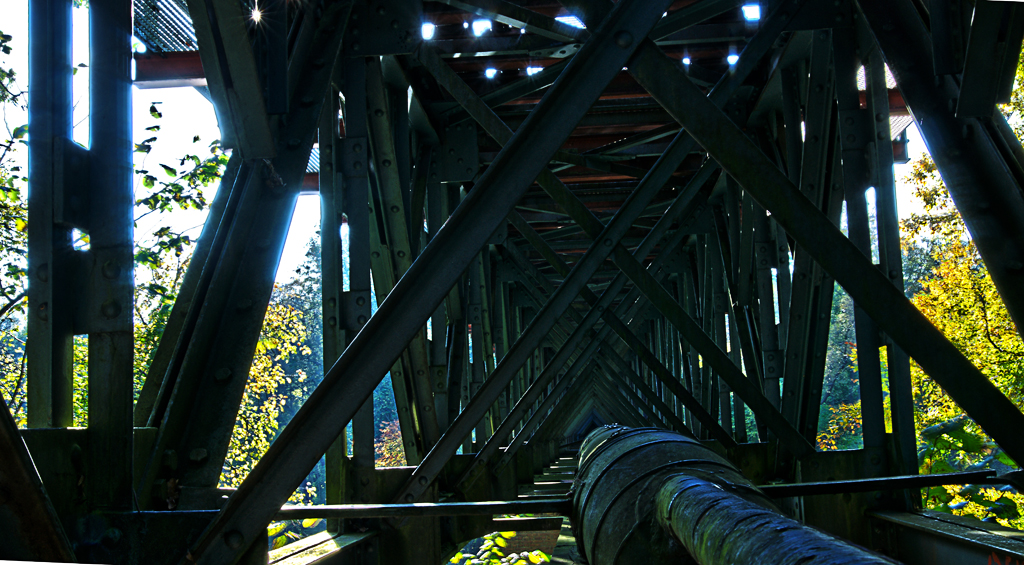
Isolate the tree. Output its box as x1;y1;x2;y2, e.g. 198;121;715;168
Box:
219;301;313;498
895;152;1024;527
274;235;404;467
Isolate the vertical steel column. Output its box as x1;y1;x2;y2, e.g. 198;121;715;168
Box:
366;57;440;453
340;60;378;469
727;306;747;442
706;233;731;435
679;258;700;436
427;179;448;428
468;253;486;450
833;26;887;451
320;84;350;522
796;139;845;441
491;255;511;425
753;207;782;410
699;237;716;431
780;30;835;429
87;0;135;510
865;48;917;477
27;0;74;429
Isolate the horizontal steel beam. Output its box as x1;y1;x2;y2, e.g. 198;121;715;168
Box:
760;471;999;498
274;498;571;519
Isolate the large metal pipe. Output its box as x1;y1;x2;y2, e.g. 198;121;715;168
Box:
571;426;896;565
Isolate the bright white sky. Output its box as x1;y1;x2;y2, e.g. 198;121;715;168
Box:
3;2;322;282
0;3;929;284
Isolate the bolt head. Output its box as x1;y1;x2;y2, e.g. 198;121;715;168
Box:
102;261;121;279
224;531;244;549
101;300;121;319
614;30;633;48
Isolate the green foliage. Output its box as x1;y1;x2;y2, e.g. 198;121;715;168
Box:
133;107;227;270
376;419;406;467
450;531;551;565
817;401;862;451
892;144;1024;527
0;32;35;424
274;236;402;466
219;301;313;500
812;55;1024;525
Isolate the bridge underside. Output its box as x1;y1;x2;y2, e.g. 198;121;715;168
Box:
5;0;1024;563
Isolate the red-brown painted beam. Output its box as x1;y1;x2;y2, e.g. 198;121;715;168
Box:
134;50;205;88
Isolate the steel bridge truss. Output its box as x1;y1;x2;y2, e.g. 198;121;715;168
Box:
6;0;1024;563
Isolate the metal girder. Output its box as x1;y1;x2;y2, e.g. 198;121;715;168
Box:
597;365;671;429
426;7;808;453
274;498;571;519
138;3;352;507
27;0;75;431
857;0;1024;341
650;0;746;40
426;181;450;428
337;60;380;471
832;24;887;453
531;372;595;444
504;206;732;446
417;45;650;181
183;0;274;157
595;352;689;434
864;40;917;477
779;30;837;433
441;60;569;126
506;360;591;457
391;105;725;508
318;85;353;526
930;0;970;75
434;0;586;42
0;394;75;562
137;160;251;429
453;165;735;491
181;2;672;561
86;0;136;511
956;0;1024;118
556;0;817;456
596;375;655;428
366;56;442;449
28;0;136;513
134;157;242;426
624;0;1024;467
790;140;845;443
366;156;424;463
